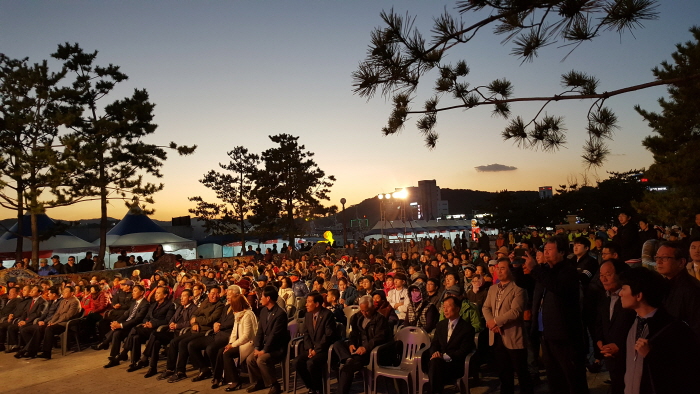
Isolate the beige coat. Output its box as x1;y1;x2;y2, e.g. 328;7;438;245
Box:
48;296;81;325
481;282;526;349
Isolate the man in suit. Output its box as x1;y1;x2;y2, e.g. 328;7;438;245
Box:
335;295;393;394
124;286;175;371
422;295;476;394
619;267;700;394
5;285;46;353
39;286;81;359
16;287;61;358
482;258;533;394
0;286;24;351
100;284;150;367
246;285;291;394
143;289;197;378
295;292;337;394
160;286;224;382
525;237;588;394
187;286;237;382
593;260;635;394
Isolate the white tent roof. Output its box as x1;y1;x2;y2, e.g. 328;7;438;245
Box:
97;208;196;252
0;213;96;259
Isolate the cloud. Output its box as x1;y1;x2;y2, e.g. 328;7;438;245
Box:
474;163;518;172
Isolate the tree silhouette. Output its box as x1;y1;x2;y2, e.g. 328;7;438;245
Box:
352;1;697;167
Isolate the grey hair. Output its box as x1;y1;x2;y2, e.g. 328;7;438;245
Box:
227;285;242;295
358;295;373;307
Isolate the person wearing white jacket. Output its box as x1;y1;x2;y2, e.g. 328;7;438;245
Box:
387;272;409;321
218;296;258;391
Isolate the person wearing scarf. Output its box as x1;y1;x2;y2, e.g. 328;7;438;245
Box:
405;284;438;332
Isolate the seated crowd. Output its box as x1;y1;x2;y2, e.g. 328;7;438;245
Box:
1;213;700;394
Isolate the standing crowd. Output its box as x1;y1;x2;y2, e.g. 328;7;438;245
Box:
1;211;700;394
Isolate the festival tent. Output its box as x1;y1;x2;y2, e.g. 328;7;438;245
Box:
98;209;196;267
0;213;97;267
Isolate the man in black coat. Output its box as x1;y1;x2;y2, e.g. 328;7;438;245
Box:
0;286;26;352
124;287;175;371
526;237;588;394
609;211;640;262
16;287;61;358
422;296;475;394
335;294;393;394
77;252;94;273
143;289;197;378
594;261;636;394
187;287;236;382
654;241;700;341
295;292;337;394
98;279;134;338
619;267;700;394
246;285;291;394
5;285;46;352
162;286;225;382
99;285;150;368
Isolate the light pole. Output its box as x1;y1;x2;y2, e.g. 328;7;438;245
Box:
392;189;408;252
377;193;392;241
340;198;347;247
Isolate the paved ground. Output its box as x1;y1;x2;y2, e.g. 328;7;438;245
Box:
0;346;612;394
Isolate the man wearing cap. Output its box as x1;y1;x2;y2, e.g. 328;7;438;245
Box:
98;279;134;339
50;255;66;275
387;272;409;322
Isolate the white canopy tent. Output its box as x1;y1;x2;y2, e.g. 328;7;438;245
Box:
0;213;96;268
97;208;196;267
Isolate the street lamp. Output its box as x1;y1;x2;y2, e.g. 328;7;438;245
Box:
340;198;347;247
376;193;392;240
392;189;408;251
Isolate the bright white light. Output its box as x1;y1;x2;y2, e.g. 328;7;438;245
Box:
384;193;392;199
377;194;383;199
392;189;408;199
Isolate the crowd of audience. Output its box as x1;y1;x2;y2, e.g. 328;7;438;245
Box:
1;211;700;394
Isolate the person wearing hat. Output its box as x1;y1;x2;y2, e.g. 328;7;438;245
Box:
49;255;66;275
387;271;409;322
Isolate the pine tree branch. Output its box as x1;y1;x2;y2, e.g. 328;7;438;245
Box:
405;75;700;114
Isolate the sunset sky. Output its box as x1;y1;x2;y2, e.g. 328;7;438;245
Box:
1;1;698;222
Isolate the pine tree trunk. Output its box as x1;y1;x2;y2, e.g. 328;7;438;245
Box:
30;209;39;265
15;187;24;263
99;183;108;269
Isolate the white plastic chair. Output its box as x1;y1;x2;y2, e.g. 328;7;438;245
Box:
371;326;431;394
